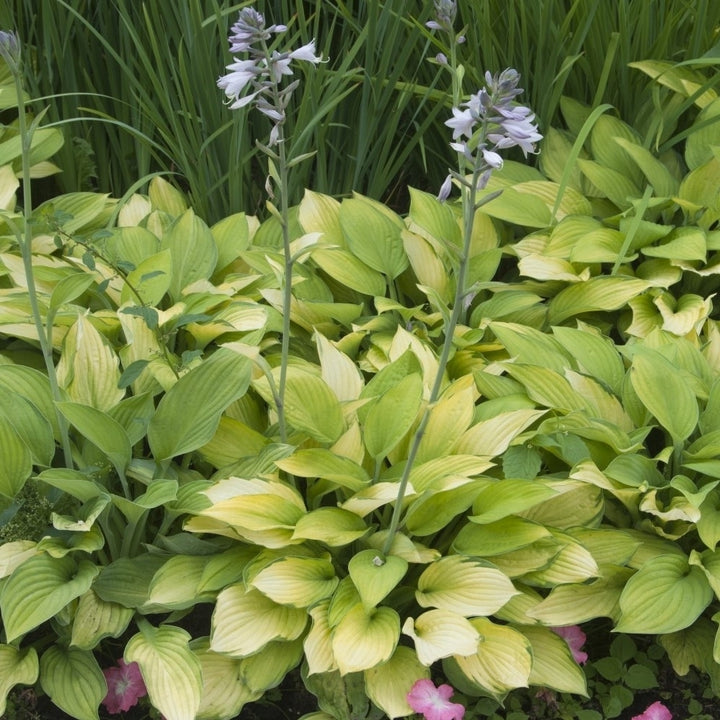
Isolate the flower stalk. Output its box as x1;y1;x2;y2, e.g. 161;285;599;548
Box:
218;8;323;443
1;32;74;469
382;3;541;556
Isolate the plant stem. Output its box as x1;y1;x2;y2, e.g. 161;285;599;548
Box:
277;128;292;444
11;66;74;469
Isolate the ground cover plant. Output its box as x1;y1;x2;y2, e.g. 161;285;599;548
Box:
0;1;720;720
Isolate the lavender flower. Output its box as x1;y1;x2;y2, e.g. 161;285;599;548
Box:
0;30;20;72
218;7;324;144
438;68;542;200
426;0;457;32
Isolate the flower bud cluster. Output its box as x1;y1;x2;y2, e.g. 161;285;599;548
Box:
217;7;323;145
439;68;542;200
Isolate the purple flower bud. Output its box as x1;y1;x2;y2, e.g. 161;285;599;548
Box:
438;174;453;202
0;30;20;70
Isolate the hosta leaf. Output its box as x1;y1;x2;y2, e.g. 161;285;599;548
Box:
147;555;213;610
148;348;251;460
548;276;649;324
0;415;32;497
590;115;643;186
402;609;480;665
491;322;573;374
315;332;365;402
363;374;423;459
40;646;105;720
304;601;336;675
71;590;134;650
1;555;98;642
311;248;386;296
55;315;124;411
364;645;429;720
57;402;131;477
93;555;166;608
0;366;58;439
0;644;38;716
614;137;679;196
276;449;369;492
629;60;717;109
348;550;408;609
292;507;369;546
148;175;188;215
576;158;640;208
453;408;547;457
121;249;172;306
340;195;407;278
211;212;253;272
470;480;558;524
416;555;517;615
478;187;552;227
403;229;451;301
125;623;202;720
454;517;551;557
630;350;699;443
405;480;484;536
615;555;712;633
282;369;345;444
522;626;588;695
331;604;400;675
211;585;308;657
161;208;218;302
250;556;338;608
450;618;532;701
193;641;260;720
686;97;720;169
341;481;415;518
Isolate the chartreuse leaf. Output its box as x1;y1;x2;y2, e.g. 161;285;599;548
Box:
340;194;407;279
315;332;364;402
630;350;699;444
192;640;260;720
491;322;573;375
71;590;133;650
349;550;408;609
364;645;429;719
0;415;31;497
658;618;717;678
0;366;59;439
292;507;369;546
453;408;547;457
686;97;720;169
403;230;451;302
121;249;172;306
450;618;532;701
299;189;344;246
576;159;640;209
40;646;105;720
149;175;188;215
454;517;551;557
211;585;308;657
92;554;166;608
161;208;218;302
250;556;338;608
304;601;336;675
276;449;369;492
56;315;125;411
125;622;202;720
0;541;37;580
615;555;712;633
527;567;633;624
331;604;400;675
1;555;99;642
405;480;484;536
241;638;305;694
363;373;423;460
416;556;517;615
522;626;588;695
548;276;649;324
402;609;480;665
148;348;251;461
282;369;345;444
470;480;558;524
0;644;38;716
147;555;215;610
57;402;132;477
311;247;387;295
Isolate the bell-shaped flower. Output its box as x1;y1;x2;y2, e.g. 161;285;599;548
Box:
444;107;475;140
289;40;323;64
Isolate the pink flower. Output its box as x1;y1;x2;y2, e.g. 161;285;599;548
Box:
101;659;147;714
551;625;588;665
631;701;672;720
407;679;465;720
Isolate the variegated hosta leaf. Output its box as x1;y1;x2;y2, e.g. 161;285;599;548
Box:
453;408;547;457
125;623;203;720
521;626;588;695
211;585;308;657
416;555;518;616
240;638;304;694
40;645;106;720
147;348;251;461
304;601;337;676
71;590;134;650
450;618;532;702
404;479;484;536
348;550;408;609
315;332;365;402
402;609;480;665
250;556;338;608
341;481;417;518
453;516;551;557
192;639;260;720
0;415;32;497
292;507;370;547
470;479;558;524
0;540;38;579
55;314;125;411
0;644;38;716
276;449;370;492
615;554;712;633
364;645;429;720
330;604;400;675
0;555;99;643
147;555;216;610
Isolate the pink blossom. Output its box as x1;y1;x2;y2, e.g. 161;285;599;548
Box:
407;679;465;720
631;701;672;720
551;625;588;665
101;659;147;714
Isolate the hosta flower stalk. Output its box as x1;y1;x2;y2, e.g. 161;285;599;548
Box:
218;7;323;442
383;4;541;555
